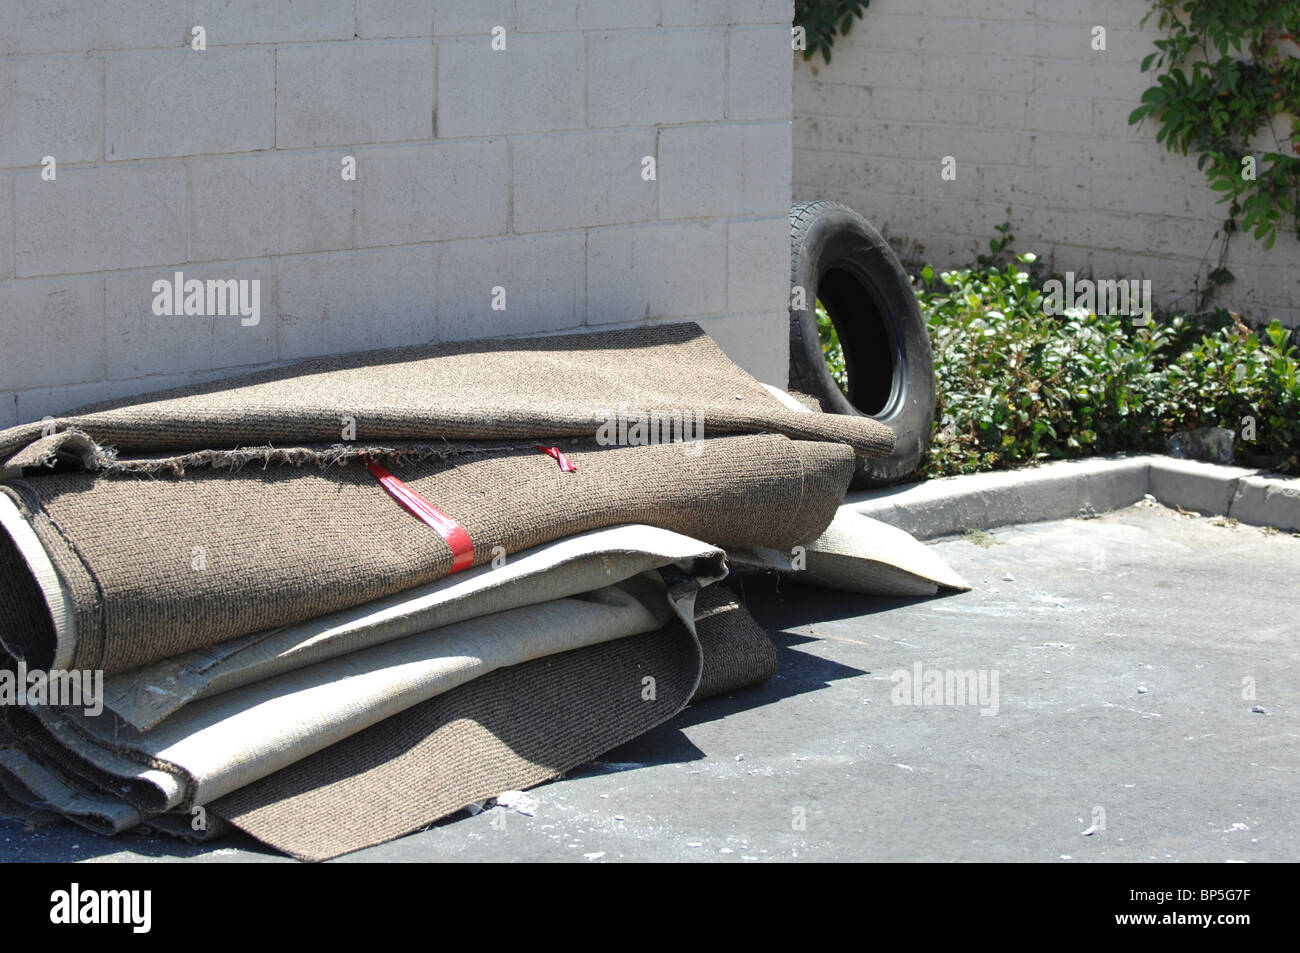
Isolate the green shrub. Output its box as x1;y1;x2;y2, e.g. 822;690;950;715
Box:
915;253;1300;476
816;299;849;395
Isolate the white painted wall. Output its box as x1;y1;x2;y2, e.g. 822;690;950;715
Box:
794;0;1300;326
0;0;796;429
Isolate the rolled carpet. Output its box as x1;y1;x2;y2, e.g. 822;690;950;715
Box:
0;322;892;472
0;434;852;674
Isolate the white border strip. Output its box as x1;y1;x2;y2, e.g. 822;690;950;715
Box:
0;493;77;670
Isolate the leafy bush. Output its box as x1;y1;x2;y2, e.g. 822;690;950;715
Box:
1130;0;1300;248
794;0;870;64
816;299;849;394
916;253;1300;476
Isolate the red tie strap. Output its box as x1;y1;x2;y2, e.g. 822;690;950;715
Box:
534;445;577;472
366;461;474;573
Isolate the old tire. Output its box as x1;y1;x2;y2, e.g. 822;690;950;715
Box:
788;200;935;488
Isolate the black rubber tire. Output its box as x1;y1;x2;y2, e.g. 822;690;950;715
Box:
788;200;935;488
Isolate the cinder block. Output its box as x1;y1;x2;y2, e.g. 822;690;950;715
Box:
662;0;794;26
1092;98;1157;138
981;167;1092;211
514;0;578;32
815;49;929;89
434;0;513;35
976;93;1029;129
588;30;724;127
517;0;660;31
105;48;274;160
1022;95;1091;134
0;1;14;56
104;259;277;380
922;127;1032;168
871;87;982;125
190;151;352;261
277;41;434;149
1089;174;1205;219
190;0;355;45
12;1;189;53
727;26;792;120
727;217;787;314
355;140;508;247
0;275;105;391
276;245;436;360
1034;58;1148;101
587;222;726;323
15;162;187;276
15;372;227;422
1034;0;1148;28
923;52;1033;92
437;34;583;138
0;174;12;281
513;129;656;233
793;116;924;158
658;122;790;219
794;79;872;120
359;0;511;38
437;232;586;341
356;0;432;37
691;311;788;387
0;55;102;168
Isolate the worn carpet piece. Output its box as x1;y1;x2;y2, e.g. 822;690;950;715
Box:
0;323;892;471
27;577;677;812
212;585;773;861
104;524;728;731
0;434;853;674
731;505;972;597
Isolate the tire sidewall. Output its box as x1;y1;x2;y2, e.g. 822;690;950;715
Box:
789;205;935;486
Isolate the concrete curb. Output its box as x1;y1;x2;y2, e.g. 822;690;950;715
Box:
845;454;1300;540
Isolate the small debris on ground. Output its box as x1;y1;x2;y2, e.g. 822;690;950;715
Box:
962;528;1003;548
1250;706;1268;715
495;791;539;816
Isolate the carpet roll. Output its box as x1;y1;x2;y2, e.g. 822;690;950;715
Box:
0;435;852;674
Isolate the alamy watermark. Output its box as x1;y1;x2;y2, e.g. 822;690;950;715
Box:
596;403;705;456
0;662;103;716
151;271;261;327
890;662;1000;716
1042;272;1152;324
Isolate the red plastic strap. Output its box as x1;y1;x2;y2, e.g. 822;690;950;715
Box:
366;461;474;573
534;445;577;473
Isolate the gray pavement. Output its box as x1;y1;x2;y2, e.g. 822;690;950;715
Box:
4;502;1298;862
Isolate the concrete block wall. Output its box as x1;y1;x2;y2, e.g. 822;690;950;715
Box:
793;0;1300;327
0;0;796;429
